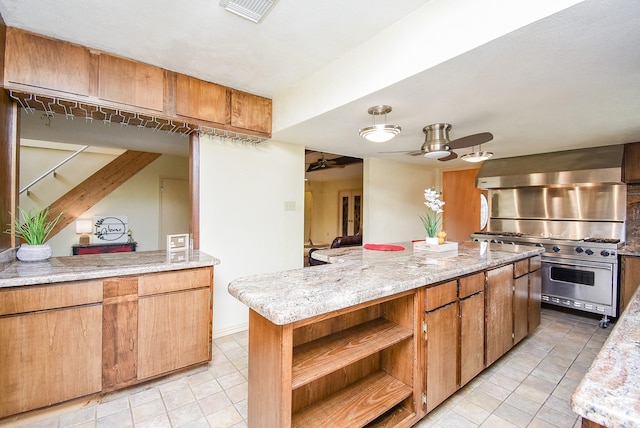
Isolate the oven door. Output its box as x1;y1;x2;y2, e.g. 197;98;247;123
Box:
541;258;616;308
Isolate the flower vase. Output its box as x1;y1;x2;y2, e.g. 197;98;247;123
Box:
425;236;440;246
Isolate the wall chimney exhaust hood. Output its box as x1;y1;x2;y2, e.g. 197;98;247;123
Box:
476;145;625;189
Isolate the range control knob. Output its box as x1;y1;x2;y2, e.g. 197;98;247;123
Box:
585;249;594;255
536;243;544;248
601;250;610;257
575;247;584;253
552;245;561;253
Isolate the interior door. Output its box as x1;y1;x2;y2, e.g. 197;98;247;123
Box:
442;168;484;242
338;190;362;236
159;177;190;250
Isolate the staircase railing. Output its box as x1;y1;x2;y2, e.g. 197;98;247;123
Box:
20;145;89;195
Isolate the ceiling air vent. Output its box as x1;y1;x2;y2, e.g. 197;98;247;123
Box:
219;0;278;23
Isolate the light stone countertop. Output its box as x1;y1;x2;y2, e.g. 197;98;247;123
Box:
228;241;543;325
0;250;220;288
619;245;640;257
571;285;640;428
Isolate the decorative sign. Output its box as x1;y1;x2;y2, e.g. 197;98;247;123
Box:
167;233;189;251
94;215;129;243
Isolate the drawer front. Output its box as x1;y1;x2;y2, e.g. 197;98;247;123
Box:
514;260;528;278
138;267;212;296
529;255;542;272
425;280;457;312
459;272;485;299
0;280;103;316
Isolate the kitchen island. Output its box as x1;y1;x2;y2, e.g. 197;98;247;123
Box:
229;241;543;427
0;250;219;419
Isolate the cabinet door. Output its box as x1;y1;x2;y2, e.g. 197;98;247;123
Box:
137;288;211;379
513;275;529;344
486;265;513;366
425;303;458;413
460;292;484;386
99;54;164;111
176;74;230;124
231;89;272;134
623;142;640;183
528;269;542;333
102;277;138;391
620;256;640;313
5;27;91;96
0;306;103;417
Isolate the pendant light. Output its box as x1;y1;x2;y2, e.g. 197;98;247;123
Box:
359;105;401;143
461;145;494;163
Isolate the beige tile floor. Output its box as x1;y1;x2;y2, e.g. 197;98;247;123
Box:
2;307;611;428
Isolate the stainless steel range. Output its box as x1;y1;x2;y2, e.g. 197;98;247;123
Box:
473;145;627;328
471;232;621;326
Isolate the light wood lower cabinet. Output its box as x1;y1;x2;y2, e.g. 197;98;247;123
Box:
460;291;485;386
248;291;419;428
0;267;213;418
138;288;211;379
0;302;103;418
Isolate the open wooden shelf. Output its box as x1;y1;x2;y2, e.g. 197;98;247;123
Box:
291;371;412;428
292;318;413;389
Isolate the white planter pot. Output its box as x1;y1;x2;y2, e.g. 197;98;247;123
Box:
425;237;440;245
16;243;52;262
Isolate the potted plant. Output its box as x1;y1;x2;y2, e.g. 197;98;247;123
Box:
8;207;63;262
419;188;445;245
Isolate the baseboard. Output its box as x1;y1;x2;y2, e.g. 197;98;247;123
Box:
213;322;248;339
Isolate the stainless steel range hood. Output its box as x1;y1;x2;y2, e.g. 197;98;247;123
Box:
476;145;624;189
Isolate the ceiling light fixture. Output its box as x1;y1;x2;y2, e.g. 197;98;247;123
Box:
219;0;278;23
421;123;451;158
359;105;401;143
461;145;494;163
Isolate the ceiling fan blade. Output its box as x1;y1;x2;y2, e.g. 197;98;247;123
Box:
438;151;458;162
448;132;493;149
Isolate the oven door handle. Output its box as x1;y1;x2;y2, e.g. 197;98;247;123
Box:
543;259;613;271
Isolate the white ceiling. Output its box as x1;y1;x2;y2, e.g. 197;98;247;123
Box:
2;0;640;169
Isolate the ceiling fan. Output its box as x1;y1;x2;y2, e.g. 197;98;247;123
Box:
406;123;493;161
306;152;362;172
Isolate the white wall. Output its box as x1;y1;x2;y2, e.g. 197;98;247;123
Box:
363;158;437;244
199;136;305;337
19;143;189;256
305;176;362;245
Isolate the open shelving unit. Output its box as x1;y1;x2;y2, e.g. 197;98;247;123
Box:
248;291;419;427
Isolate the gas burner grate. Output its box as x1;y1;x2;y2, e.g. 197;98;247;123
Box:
583;238;621;244
474;231;528;237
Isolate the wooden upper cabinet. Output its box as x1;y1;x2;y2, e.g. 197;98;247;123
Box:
5;28;91;96
231;89;272;134
176;74;230;124
98;54;164;111
623;142;640;183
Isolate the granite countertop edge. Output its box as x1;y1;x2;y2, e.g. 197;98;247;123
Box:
571;285;640;427
229;241;543;325
0;250;220;288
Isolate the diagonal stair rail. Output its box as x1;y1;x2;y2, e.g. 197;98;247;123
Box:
20;145;89;195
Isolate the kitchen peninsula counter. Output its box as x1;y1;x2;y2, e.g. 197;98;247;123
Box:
0;250;219;419
229;241;544;427
229;241;543;325
571;285;640;428
0;249;219;288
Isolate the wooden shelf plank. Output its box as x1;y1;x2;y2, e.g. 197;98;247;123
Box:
292;318;413;389
367;406;415;427
291;371;412;428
